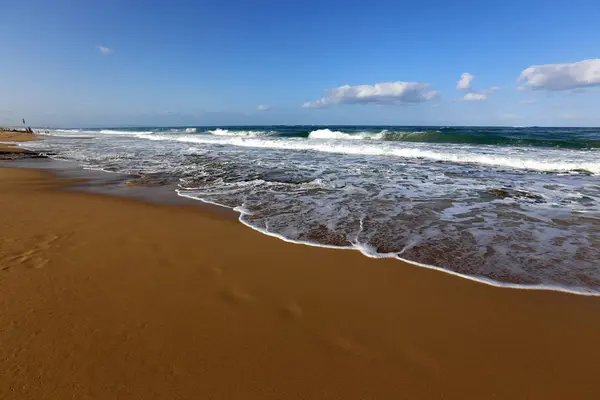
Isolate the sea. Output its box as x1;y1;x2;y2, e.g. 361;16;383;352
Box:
21;126;600;295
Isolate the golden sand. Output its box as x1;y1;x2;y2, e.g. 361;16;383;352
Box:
1;166;600;399
0;130;39;153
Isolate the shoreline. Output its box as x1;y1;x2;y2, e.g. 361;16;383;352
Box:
1;163;600;397
1;130;237;214
0;130;45;160
4;131;599;296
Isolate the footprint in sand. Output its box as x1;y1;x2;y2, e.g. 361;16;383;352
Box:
330;337;365;356
280;303;303;319
219;287;253;304
206;264;224;278
0;234;66;271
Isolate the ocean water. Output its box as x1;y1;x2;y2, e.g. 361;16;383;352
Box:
23;126;600;294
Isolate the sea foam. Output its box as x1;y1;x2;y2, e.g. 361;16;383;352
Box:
308;129;385;140
138;133;600;175
207;129;275;137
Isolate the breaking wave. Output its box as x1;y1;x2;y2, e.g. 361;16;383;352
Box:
207;129;276;137
138;133;600;175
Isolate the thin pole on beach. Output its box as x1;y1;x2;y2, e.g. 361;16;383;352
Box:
22;118;32;134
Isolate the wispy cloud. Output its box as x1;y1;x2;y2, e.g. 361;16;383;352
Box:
457;73;475;91
520;99;537;104
457;73;499;101
303;81;439;108
461;87;499;101
256;105;271;111
518;58;600;91
463;92;488;101
98;46;114;55
560;113;583;119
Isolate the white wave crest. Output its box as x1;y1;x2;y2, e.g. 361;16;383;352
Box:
138;133;600;175
99;129;154;135
185;128;197;133
308;129;385;140
207;128;274;137
33;129;95;138
54;129;83;133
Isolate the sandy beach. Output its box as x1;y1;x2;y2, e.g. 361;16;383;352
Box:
0;153;599;399
0;130;42;161
3;0;599;396
0;130;39;144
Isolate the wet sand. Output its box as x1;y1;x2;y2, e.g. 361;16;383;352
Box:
1;165;600;399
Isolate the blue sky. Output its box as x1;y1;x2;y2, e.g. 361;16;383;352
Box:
1;0;600;127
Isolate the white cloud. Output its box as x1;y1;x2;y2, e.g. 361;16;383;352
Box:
520;99;537;104
457;73;498;101
457;73;475;91
98;46;113;55
561;113;583;119
518;59;600;91
463;92;488;101
302;81;439;108
256;105;271;111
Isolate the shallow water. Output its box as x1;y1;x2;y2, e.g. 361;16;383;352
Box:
24;126;600;294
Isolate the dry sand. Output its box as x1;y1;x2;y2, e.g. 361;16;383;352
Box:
0;130;39;140
1;165;600;399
